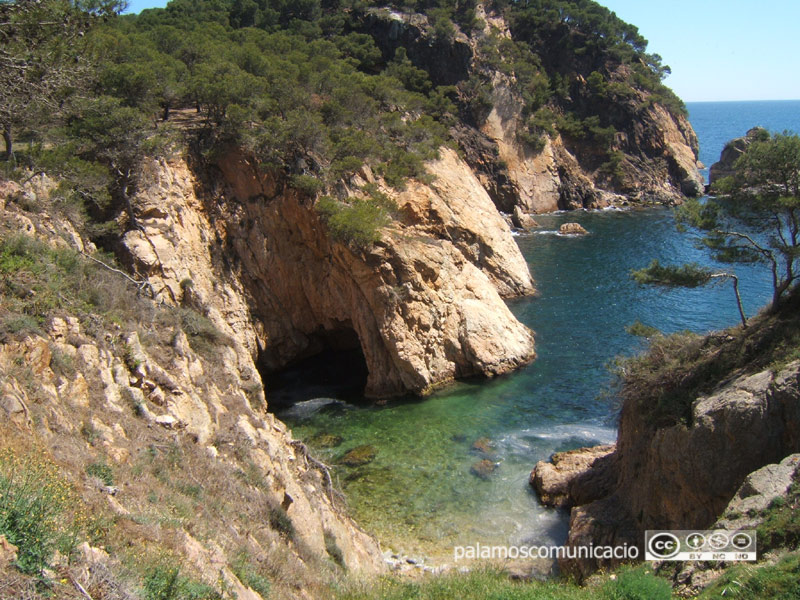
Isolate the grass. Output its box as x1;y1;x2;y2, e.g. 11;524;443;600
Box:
86;460;115;486
231;548;272;597
334;566;671;600
0;448;84;577
698;552;800;599
756;479;800;554
142;558;222;600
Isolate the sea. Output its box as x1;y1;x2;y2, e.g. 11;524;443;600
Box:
277;100;800;560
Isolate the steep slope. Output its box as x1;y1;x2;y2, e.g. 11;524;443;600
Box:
0;179;384;599
353;3;702;214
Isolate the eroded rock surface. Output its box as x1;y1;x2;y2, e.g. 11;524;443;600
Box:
123;150;535;399
535;361;800;580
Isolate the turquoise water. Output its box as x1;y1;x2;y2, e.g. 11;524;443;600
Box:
279;102;792;558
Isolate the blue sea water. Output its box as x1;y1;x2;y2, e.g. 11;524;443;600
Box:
688;100;800;180
280;101;799;559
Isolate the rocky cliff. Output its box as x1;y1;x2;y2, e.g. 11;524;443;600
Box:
122;148;535;399
355;4;703;215
532;299;800;581
708;127;768;188
0;179;387;598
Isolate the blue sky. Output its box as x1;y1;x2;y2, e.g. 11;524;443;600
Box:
123;0;800;102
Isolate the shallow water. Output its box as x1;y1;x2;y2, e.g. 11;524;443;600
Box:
280;206;774;559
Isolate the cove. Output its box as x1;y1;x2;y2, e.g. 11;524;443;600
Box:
278;206;774;560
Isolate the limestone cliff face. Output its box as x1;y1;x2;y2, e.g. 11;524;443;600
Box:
122;148;534;399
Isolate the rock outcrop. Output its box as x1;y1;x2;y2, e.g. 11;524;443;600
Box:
352;6;702;216
672;454;800;595
122;148;535;399
530;444;616;508
533;360;800;580
708;127;768;187
0;181;385;597
558;223;588;236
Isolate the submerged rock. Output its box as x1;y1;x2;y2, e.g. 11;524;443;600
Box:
310;432;344;448
339;445;377;467
471;437;495;455
470;458;498;480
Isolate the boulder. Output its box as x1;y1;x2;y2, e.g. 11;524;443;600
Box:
559;222;588;236
530;444;616;508
470;458;498;480
512;206;539;230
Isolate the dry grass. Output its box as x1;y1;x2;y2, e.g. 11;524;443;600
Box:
617;287;800;427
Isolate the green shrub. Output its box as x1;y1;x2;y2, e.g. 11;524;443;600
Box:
175;308;232;355
290;174;325;196
231;549;271;597
601;565;672;600
0;449;80;576
86;461;115;486
143;562;222;600
268;506;295;540
316;195;393;248
0;314;41;338
324;530;345;568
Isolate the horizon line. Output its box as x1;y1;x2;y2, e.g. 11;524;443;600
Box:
684;98;800;104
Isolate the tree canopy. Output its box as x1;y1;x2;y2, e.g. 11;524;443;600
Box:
0;0;125;160
632;131;800;326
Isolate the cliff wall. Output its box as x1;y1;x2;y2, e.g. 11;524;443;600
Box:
356;5;703;215
0;180;384;599
532;302;800;580
122;149;534;399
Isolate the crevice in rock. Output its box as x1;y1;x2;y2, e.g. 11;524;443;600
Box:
261;324;370;412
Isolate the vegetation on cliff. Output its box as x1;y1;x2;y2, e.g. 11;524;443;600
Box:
2;0;694;252
617;285;800;428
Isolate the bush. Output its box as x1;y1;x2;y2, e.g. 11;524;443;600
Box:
142;561;222;600
324;530;345;568
268;506;295;540
231;549;271;597
601;565;672;600
316;195;393;248
0;449;81;576
86;461;114;486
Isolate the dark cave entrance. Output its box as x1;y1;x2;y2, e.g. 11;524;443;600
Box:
260;326;370;413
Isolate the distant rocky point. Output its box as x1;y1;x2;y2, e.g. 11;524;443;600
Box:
708;127;769;189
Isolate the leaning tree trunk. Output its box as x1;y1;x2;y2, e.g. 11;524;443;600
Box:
2;122;12;161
